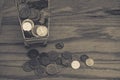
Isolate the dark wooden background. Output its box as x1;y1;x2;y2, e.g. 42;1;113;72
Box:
0;0;120;80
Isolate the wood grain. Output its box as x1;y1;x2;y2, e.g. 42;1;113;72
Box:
0;0;5;33
0;0;120;79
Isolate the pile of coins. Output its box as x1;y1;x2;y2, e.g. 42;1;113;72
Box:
19;0;48;22
17;0;49;47
21;19;48;38
22;49;62;77
22;49;94;78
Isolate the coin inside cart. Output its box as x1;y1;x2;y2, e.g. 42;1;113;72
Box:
36;25;48;37
85;58;94;67
71;60;80;69
22;19;34;31
32;25;48;37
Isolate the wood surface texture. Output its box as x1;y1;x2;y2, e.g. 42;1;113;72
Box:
0;0;120;80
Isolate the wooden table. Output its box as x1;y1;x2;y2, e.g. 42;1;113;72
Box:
0;0;120;79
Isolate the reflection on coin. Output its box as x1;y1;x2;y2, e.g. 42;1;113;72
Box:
85;58;94;66
71;60;80;70
22;62;33;72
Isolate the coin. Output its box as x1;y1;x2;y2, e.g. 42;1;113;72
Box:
27;49;39;59
55;57;62;65
80;55;89;62
71;60;80;70
39;52;50;66
22;19;34;31
85;58;94;67
32;25;48;37
40;56;50;66
61;58;71;67
61;51;72;60
34;65;46;77
22;62;33;72
48;51;59;61
19;3;30;19
46;64;60;75
55;42;64;49
29;59;39;69
36;25;48;37
29;8;40;21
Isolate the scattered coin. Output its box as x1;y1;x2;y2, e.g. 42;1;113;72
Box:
22;61;33;72
85;58;94;67
55;57;62;65
46;64;60;75
71;60;80;70
61;58;71;67
27;49;39;59
29;59;39;69
34;65;47;77
39;52;50;66
48;51;59;61
55;42;64;49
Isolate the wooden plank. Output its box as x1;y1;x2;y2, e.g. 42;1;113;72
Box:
0;64;120;79
0;39;120;52
0;51;120;60
0;25;120;43
0;78;113;80
0;51;119;79
0;0;5;33
0;0;120;79
3;0;15;9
